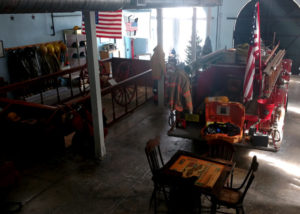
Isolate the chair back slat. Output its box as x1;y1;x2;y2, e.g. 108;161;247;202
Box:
239;174;255;203
207;140;235;161
145;138;164;175
237;155;259;203
238;155;259;190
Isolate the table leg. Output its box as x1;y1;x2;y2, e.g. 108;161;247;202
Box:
211;199;217;214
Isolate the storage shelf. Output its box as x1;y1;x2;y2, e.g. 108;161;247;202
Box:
64;29;86;67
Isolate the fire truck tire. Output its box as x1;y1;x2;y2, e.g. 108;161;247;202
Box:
271;129;281;151
168;111;176;127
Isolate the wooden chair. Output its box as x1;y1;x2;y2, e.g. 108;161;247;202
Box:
207;140;236;187
145;137;168;214
211;155;259;214
207;140;236;161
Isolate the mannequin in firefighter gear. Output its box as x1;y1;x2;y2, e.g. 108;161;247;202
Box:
168;64;193;114
151;45;166;80
151;45;166;104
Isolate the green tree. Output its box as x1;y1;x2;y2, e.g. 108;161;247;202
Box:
202;36;212;56
185;35;202;65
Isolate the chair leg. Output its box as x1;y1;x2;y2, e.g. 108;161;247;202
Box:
236;207;243;214
149;189;155;209
235;206;245;214
230;168;234;188
210;198;217;214
162;186;168;201
153;185;157;214
198;194;202;214
241;206;245;214
161;186;169;211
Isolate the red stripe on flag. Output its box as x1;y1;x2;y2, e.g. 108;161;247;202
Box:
96;31;121;35
99;14;122;18
97;35;122;39
99;18;122;22
96;26;122;31
96;22;122;26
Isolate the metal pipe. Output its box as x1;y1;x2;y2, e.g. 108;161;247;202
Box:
0;0;132;13
0;0;222;13
125;0;223;9
52;14;82;18
51;13;55;36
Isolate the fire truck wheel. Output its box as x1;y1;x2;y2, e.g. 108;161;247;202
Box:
271;129;281;151
168;111;176;127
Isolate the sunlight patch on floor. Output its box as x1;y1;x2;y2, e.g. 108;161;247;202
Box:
249;151;300;177
289;79;300;84
290;183;300;190
287;106;300;114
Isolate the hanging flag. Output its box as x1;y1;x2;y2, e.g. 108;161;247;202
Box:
82;10;122;39
125;21;138;32
243;1;261;103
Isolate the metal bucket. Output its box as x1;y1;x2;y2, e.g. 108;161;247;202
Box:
257;99;275;120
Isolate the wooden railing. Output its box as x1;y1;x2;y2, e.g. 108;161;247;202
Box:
0;57;153;125
0;64;88;104
64;69;152;125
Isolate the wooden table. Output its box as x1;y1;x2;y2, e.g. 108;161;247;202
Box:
157;150;235;213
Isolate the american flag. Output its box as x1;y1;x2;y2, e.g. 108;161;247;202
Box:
125;21;138;32
243;1;261;103
82;10;122;39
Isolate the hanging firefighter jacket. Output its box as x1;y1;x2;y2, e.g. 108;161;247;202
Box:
168;69;193;113
151;45;166;80
7;47;60;84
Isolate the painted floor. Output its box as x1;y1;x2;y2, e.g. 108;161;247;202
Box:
3;76;300;214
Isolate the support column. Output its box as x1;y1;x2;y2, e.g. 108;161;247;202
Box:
173;18;179;54
83;11;106;159
157;8;164;109
216;6;221;50
206;8;212;38
191;8;197;62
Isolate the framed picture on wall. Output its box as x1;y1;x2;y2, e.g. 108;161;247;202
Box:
0;41;4;58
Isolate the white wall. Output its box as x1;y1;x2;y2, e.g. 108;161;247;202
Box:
0;12;82;82
208;0;300;51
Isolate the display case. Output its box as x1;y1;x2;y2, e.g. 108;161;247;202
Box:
63;29;87;68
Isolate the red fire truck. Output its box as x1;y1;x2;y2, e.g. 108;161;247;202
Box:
168;45;291;152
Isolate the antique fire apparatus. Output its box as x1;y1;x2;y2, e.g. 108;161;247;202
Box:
168;44;291;152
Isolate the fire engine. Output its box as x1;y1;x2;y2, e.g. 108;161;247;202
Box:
168;44;291;152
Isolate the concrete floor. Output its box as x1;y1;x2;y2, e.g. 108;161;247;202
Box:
4;76;300;214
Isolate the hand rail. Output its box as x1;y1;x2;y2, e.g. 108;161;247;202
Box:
0;64;87;93
0;58;153;125
0;57;114;94
101;69;152;95
64;69;152;105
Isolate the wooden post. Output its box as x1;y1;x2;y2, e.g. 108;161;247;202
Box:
83;11;106;159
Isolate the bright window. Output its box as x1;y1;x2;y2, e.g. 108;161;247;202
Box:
160;7;207;62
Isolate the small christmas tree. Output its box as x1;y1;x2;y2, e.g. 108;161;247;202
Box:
185;35;202;65
202;36;212;56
